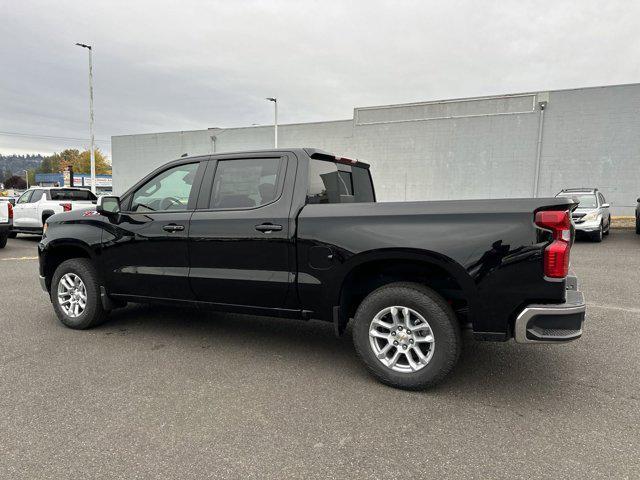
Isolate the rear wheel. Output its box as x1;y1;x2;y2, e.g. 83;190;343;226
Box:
352;282;461;390
7;231;17;238
636;216;640;234
51;258;108;329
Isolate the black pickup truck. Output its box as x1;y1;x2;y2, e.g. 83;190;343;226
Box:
38;148;586;389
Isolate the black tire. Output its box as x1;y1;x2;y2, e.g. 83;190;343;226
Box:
0;233;7;248
50;258;109;329
352;282;461;390
42;211;55;225
7;231;17;238
591;223;603;243
636;217;640;235
603;218;610;236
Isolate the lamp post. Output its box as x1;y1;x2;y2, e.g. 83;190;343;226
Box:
266;97;278;148
23;169;29;189
75;43;96;194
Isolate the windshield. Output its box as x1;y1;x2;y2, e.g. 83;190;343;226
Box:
558;193;597;208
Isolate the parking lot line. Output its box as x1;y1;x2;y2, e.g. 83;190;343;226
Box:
589;302;640;315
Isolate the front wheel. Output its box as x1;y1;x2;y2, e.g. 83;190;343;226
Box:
591;223;603;242
352;282;461;390
51;258;109;329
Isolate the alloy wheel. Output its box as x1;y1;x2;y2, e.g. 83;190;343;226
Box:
57;273;87;318
368;306;435;373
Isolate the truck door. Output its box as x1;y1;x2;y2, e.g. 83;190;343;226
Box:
188;154;295;309
101;159;206;300
12;190;34;228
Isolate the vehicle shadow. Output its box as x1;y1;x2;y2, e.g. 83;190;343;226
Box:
101;303;575;405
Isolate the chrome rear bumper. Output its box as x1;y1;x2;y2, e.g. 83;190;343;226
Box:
514;277;585;344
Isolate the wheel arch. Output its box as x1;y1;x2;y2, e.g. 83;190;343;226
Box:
333;248;477;334
41;209;56;224
41;240;95;291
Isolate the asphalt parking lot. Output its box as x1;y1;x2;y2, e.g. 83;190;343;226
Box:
1;231;639;479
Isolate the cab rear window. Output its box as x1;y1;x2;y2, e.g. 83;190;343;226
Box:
307;159;374;204
49;189;97;201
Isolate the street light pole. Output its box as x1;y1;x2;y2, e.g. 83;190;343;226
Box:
76;43;96;194
23;169;29;189
266;97;278;148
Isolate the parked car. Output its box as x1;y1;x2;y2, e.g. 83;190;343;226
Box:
555;188;611;242
0;200;12;248
10;187;97;237
38;148;585;390
0;195;18;206
636;197;640;234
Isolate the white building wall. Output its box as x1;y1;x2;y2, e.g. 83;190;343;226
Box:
112;83;640;215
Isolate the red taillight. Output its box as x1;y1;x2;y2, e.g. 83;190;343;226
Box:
60;203;72;212
535;210;571;278
7;202;13;219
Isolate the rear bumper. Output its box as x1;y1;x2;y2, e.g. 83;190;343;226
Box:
514;277;585;344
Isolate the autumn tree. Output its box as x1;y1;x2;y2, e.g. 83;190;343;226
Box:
37;149;111;175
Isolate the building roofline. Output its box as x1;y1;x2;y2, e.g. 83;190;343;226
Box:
112;118;353;139
355;81;640;112
111;81;640;140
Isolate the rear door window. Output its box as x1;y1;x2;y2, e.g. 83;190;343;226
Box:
209;158;283;209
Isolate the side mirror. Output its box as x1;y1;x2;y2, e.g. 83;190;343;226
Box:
97;195;120;216
601;203;610;209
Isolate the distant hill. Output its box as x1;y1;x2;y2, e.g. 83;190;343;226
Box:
0;154;44;179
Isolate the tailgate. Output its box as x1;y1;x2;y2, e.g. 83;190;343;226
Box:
0;202;8;223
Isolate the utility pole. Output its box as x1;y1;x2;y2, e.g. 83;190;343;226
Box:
266;97;278;147
76;43;96;194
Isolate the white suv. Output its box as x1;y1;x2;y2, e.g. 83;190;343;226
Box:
10;187;97;236
555;188;611;242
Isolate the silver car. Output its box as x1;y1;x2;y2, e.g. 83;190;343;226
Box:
556;188;611;242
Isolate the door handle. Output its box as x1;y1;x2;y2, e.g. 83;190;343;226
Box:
163;224;185;232
255;223;283;233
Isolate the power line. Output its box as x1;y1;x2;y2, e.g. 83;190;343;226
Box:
0;130;110;144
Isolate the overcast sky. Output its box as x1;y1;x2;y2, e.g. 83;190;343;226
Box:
1;0;639;157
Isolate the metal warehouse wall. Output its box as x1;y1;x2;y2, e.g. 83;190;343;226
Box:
112;83;640;215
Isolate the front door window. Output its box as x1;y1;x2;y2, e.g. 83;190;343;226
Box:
130;163;199;212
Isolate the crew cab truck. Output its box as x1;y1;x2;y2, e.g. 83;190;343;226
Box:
38;148;586;390
11;187;97;237
0;200;12;248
